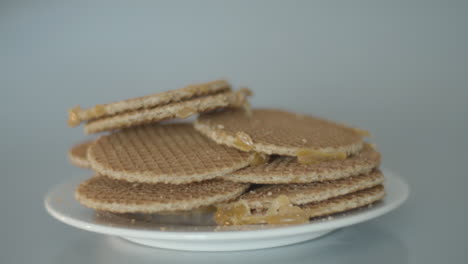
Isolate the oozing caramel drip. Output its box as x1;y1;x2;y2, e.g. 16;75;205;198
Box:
215;195;310;226
176;106;196;119
234;131;254;151
68;106;82;127
249;152;269;166
68;104;107;127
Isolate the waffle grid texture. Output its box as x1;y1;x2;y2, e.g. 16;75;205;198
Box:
87;123;254;184
299;185;385;218
69;91;386;222
75;176;250;213
195;108;364;156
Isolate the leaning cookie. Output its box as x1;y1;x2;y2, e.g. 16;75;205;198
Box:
67;79;252;134
84;89;250;134
68;80;231;127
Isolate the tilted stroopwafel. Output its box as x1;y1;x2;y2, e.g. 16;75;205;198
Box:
215;185;385;225
87;123;255;184
239;170;384;210
224;143;381;184
68;80;230;127
75;176;250;213
68;140;94;168
84;89;250;134
195;108;366;158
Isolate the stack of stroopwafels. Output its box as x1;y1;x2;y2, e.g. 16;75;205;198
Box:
68;80;385;226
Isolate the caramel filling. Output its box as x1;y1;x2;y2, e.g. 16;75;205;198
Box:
67;106;82;127
93;104;106;117
215;195;309;226
249;152;269;166
67;81;230;127
176;106;196;119
215;202;251;226
296;148;347;165
234;131;254;152
67;104;107;127
262;195;310;225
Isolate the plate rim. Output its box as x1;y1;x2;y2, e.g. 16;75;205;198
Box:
44;169;409;240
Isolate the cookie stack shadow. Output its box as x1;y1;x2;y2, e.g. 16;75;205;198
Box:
68;80;385;226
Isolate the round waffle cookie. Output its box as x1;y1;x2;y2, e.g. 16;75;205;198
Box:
68;140;94;168
300;185;385;219
195;108;365;157
75;176;250;213
84;89;250;134
239;170;384;210
224;143;381;184
87;123;255;184
68;79;230;127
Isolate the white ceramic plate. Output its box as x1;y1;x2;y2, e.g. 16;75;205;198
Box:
44;169;409;251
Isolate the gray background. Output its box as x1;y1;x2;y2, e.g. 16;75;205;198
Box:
1;1;467;263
